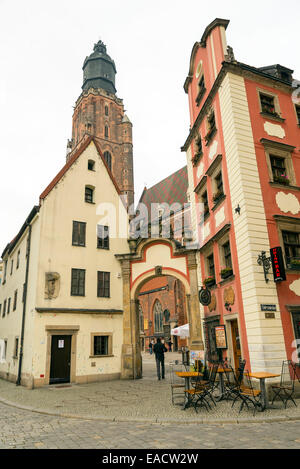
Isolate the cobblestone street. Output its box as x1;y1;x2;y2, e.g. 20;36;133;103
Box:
0;401;300;449
0;353;300;449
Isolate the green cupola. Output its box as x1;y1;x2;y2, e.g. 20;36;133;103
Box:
82;40;117;94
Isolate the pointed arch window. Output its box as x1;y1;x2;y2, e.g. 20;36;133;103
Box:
153;300;163;333
105;105;109;116
103;151;112;171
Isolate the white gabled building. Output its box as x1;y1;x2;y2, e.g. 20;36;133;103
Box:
0;137;129;387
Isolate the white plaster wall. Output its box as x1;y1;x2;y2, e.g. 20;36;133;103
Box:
218;72;287;373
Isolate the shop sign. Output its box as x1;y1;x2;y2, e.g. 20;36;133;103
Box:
215;325;228;349
270;246;286;282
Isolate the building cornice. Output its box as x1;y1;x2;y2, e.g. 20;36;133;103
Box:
36;308;123;314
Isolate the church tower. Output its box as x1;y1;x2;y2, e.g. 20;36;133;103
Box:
67;40;134;209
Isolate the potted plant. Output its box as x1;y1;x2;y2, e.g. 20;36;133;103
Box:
289;259;300;270
203;276;216;287
273;174;290;186
220;267;233;279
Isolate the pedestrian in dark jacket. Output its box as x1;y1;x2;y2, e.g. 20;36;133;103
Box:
153;338;167;380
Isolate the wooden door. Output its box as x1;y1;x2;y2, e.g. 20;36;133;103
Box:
231;320;241;369
50;335;71;384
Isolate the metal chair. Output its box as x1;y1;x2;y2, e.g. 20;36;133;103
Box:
169;362;186;405
271;360;297;409
194;363;219;408
184;371;211;413
223;359;246;404
238;371;262;416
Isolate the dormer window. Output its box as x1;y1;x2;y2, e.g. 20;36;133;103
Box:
88;160;95;171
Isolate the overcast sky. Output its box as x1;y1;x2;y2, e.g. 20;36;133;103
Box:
0;0;299;253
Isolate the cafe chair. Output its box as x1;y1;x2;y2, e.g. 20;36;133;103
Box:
169;363;186;406
271;360;297;409
237;371;262;416
223;359;246;404
184;371;211;413
194;363;219;408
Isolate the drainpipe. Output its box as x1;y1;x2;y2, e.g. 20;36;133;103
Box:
16;223;32;386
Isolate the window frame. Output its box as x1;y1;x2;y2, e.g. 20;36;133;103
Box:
295;104;300;126
72;221;86;247
85;185;95;204
257;88;282;120
88;160;95;171
91;333;113;357
276;217;300;271
97;271;110;298
70;268;86;297
262;140;296;187
97;225;110;250
13;289;18;311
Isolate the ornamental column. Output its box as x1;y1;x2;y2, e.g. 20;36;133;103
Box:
118;257;142;379
187;250;204;351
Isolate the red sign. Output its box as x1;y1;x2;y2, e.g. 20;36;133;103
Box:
270;246;286;282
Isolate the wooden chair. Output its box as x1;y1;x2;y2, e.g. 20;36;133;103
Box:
271;360;297;409
238;371;262;416
169;363;185;405
184;371;211;413
222;359;246;404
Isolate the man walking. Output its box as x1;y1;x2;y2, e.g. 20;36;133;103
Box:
153;338;167;380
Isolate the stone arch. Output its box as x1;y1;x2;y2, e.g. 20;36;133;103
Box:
116;238;203;379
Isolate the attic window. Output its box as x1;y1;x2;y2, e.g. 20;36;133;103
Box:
88;160;95;171
85;186;95;204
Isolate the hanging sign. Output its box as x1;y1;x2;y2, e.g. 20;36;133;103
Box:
199;287;211;306
215;325;228;349
270;246;286;282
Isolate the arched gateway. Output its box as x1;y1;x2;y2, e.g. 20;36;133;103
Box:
116;238;204;379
